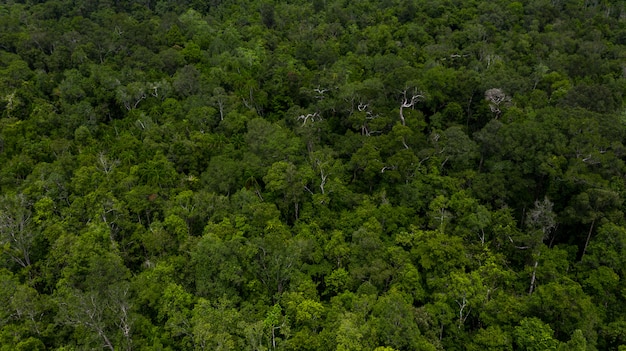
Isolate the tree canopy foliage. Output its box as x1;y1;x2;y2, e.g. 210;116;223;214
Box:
1;0;626;349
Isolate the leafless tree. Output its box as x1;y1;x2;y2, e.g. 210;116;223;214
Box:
484;88;511;118
57;285;133;351
399;89;424;126
0;194;33;268
97;152;120;175
116;83;147;111
147;79;171;101
525;197;557;295
212;87;228;121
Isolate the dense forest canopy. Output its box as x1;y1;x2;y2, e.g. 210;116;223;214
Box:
1;0;626;349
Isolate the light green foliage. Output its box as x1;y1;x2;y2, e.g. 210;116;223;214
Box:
263;303;290;350
192;298;240;351
159;283;195;345
326;267;350;294
558;329;587;351
409;228;468;275
335;312;366;351
514;317;560;351
584;223;626;276
528;280;598;342
433;270;487;329
468;326;512;351
373;347;398;351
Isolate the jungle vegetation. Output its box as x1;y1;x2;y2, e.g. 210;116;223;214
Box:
1;0;626;350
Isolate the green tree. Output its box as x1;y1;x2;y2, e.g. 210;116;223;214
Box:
558;329;588;351
192;297;241;351
372;289;435;350
192;221;246;300
264;161;313;222
251;219;302;298
564;188;622;261
514;317;560;351
263;303;290;350
528;279;598;343
0;269;50;349
468;326;513;351
53;224;133;350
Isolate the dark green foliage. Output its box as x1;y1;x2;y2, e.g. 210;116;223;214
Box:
0;0;624;349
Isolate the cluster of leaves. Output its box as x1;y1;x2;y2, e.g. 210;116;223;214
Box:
1;0;626;350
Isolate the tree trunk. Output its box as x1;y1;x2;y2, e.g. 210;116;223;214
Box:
580;219;595;262
529;252;540;295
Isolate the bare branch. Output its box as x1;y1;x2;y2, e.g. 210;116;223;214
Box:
399;89;424;126
296;112;320;126
313;86;329;100
97;152;120;175
381;165;397;173
484;88;511;118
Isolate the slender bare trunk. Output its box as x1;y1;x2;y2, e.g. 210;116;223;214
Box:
529;252;540;295
581;219;595;262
